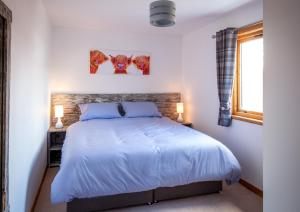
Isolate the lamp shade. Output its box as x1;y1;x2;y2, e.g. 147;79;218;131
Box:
55;105;64;118
150;0;176;27
176;102;184;114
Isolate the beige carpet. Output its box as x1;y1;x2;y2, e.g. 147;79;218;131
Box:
34;168;262;212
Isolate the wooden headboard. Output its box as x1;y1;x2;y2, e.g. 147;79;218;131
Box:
50;93;181;127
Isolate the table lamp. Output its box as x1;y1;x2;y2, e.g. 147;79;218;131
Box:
55;105;64;128
176;102;184;123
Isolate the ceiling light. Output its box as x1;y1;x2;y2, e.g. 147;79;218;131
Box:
150;0;176;27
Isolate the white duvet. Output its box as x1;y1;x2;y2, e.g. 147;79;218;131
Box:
51;117;241;203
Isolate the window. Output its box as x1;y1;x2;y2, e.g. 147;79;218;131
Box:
232;22;263;125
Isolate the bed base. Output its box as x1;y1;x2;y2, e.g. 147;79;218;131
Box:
67;181;222;212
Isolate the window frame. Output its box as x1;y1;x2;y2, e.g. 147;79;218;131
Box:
232;21;263;125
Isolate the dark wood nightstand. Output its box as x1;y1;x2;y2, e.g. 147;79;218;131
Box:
47;126;67;167
181;122;192;128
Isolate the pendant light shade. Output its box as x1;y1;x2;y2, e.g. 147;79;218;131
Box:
150;0;176;27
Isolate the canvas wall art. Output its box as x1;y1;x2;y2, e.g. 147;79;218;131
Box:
90;49;150;75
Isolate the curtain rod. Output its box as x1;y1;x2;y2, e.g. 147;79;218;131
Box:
211;21;263;39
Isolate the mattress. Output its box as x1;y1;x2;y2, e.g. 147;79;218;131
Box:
51;117;241;203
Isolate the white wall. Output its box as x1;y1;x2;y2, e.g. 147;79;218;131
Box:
264;0;300;211
49;27;182;94
3;0;51;211
182;2;263;189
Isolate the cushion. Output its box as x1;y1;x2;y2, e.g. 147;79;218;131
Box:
121;102;162;118
118;103;126;116
79;102;122;121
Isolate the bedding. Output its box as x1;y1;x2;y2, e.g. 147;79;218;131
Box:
122;102;162;118
51;117;241;204
79;102;121;121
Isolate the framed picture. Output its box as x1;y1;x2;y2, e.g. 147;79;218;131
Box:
90;49;150;75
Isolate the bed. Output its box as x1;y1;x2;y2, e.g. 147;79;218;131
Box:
50;93;241;212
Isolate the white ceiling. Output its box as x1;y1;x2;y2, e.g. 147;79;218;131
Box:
43;0;261;35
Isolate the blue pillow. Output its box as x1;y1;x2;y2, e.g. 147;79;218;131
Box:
122;102;162;118
79;103;122;121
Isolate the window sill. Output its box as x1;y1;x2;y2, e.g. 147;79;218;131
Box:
232;115;263;126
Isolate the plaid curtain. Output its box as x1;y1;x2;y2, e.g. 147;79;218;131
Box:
216;28;238;127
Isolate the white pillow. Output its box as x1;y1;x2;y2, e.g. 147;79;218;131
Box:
121;102;162;118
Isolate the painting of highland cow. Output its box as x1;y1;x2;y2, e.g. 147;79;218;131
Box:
110;55;133;74
89;49;150;75
133;55;150;75
90;50;109;74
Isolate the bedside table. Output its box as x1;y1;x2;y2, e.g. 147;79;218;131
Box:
181;122;192;128
47;126;67;167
